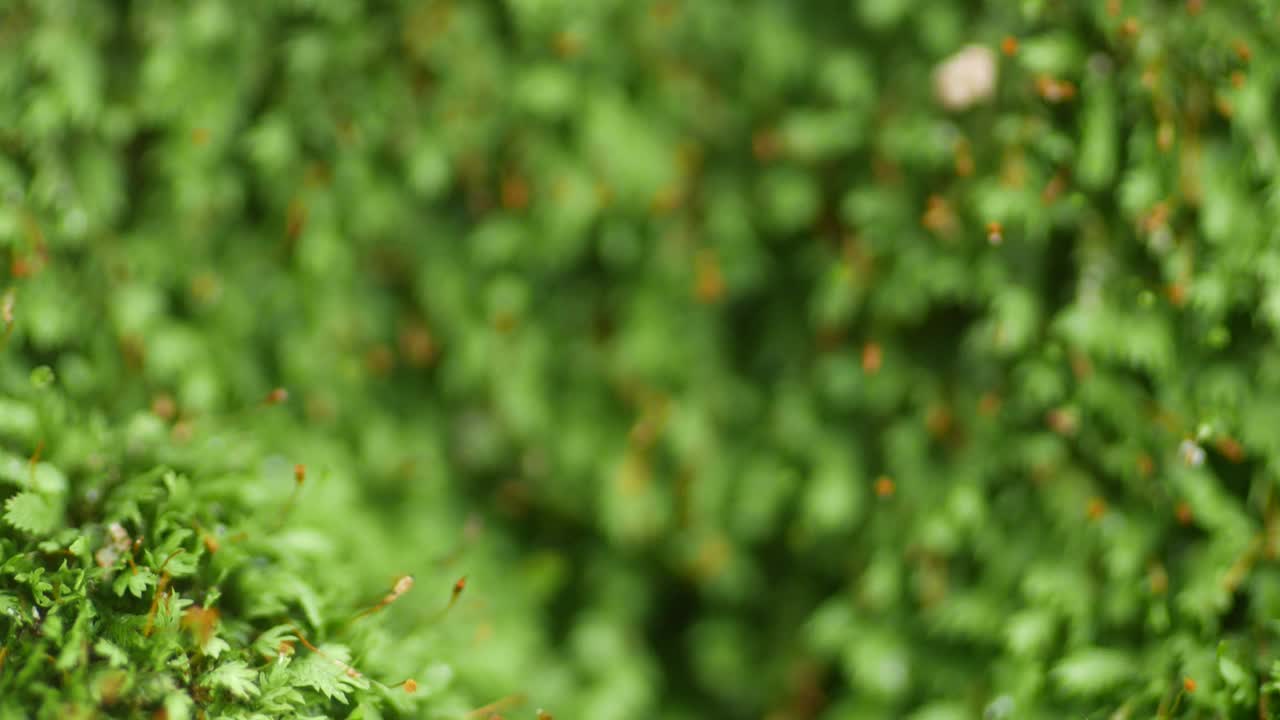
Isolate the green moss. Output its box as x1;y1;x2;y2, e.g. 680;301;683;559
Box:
4;0;1280;718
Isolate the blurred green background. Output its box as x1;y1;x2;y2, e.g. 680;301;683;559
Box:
4;0;1280;717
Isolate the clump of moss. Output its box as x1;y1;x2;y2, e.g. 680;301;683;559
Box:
0;370;456;718
7;0;1280;718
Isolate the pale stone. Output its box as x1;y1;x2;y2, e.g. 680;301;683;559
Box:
934;45;998;111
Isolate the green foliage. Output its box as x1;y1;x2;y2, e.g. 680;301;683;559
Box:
3;491;56;535
4;0;1280;718
202;661;261;702
0;375;470;717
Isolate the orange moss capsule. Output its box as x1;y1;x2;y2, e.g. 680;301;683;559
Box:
1035;76;1077;103
1183;676;1197;693
1234;40;1252;63
875;476;895;498
1047;408;1078;436
398;322;436;367
353;574;416;622
394;575;415;597
694;249;725;304
181;605;220;646
151;394;177;421
1215;436;1245;463
752;129;782;162
1087;497;1106;520
265;387;289;405
1000;36;1018;56
922;195;956;234
294;463;306;485
986;221;1003;245
10;256;32;279
1176;502;1193;526
402;678;418;693
861;342;883;374
500;175;530;211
